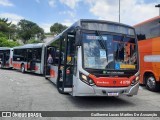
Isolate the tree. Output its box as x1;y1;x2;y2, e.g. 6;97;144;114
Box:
0;18;18;40
0;18;11;34
0;32;19;47
50;23;67;35
26;39;44;44
0;18;11;26
9;24;18;41
17;19;45;43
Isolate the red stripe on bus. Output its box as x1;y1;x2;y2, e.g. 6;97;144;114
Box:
89;74;136;87
13;63;21;69
50;69;56;78
25;64;28;69
6;63;9;67
35;66;39;71
10;58;12;65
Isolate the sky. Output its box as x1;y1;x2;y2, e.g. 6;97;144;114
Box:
0;0;159;33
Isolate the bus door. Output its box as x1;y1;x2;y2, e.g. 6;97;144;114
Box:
57;34;75;93
3;52;7;67
0;53;2;67
26;49;35;71
0;52;4;67
45;46;56;76
5;51;10;67
0;53;3;62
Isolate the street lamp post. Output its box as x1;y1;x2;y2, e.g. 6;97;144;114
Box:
155;4;160;16
119;0;120;23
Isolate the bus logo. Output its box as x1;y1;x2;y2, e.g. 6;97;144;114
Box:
115;63;120;70
113;80;116;85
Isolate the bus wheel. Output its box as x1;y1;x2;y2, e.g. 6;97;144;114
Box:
21;64;25;73
146;75;159;92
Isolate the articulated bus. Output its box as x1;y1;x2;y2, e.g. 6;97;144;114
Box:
0;47;13;69
44;19;140;96
12;43;44;74
134;16;160;91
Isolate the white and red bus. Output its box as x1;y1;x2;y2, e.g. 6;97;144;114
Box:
0;47;13;69
12;43;45;74
44;19;140;96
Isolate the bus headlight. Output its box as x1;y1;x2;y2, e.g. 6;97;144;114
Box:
135;76;139;81
131;76;139;86
81;74;87;81
79;73;95;86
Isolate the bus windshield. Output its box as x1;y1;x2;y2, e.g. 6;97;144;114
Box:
82;32;138;70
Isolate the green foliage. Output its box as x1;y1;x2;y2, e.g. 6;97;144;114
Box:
0;32;19;47
26;39;43;44
0;32;7;38
51;38;60;48
45;32;53;36
0;18;11;26
0;22;9;33
0;18;18;41
9;24;18;40
0;18;11;34
17;19;45;43
50;23;67;34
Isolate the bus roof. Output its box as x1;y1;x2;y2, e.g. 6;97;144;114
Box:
134;16;160;27
45;19;134;46
78;19;134;28
0;47;11;50
13;43;44;49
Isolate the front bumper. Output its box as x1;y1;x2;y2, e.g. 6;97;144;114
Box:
93;82;139;96
73;79;139;96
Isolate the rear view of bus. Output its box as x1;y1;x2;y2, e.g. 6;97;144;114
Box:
0;47;13;69
45;19;139;97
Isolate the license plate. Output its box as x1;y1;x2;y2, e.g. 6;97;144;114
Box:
108;92;119;96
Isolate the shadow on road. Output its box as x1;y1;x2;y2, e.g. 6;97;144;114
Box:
66;96;135;109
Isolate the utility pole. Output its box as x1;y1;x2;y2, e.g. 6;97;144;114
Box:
119;0;120;23
155;4;160;16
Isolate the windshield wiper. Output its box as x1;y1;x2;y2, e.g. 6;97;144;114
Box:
96;30;108;62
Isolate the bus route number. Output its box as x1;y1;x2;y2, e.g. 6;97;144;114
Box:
120;80;130;85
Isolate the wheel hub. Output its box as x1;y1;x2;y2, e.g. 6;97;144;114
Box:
147;77;156;89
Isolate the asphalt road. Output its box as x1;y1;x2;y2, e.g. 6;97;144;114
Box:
0;69;160;120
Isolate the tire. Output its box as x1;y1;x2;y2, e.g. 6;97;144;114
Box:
21;64;25;73
146;75;160;92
